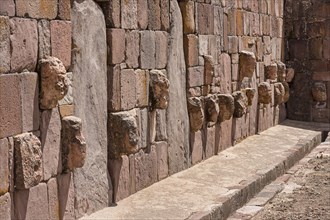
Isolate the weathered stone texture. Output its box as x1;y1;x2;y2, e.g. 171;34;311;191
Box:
155;31;168;69
140;31;156;69
137;0;148;29
188;97;204;132
0;0;15;16
265;63;278;80
190;130;203;165
107;28;125;64
218;94;235;123
121;0;138;29
37;20;51;60
126;30;140;68
14;133;43;189
239;51;256;80
148;0;161;30
10;18;38;73
0;193;11;219
184;34;199;67
258;82;272;104
179;1;195;34
312;82;327;102
59;0;71;20
0;16;10;74
232;91;248;118
135;146;157;191
0;138;9;195
47;178;59;220
120;69;137;110
150;70;170;110
274;82;285;105
135;69;149;107
58;173;75;220
155;141;168;180
205;95;219;123
16;0;57;19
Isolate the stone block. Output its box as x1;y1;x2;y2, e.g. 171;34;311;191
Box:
197;3;214;34
227;9;236;36
135;69;149;107
236;10;243;36
59;0;71;20
121;69;137;110
155;31;168;69
155;141;168;180
59;105;74;118
50;20;72;70
39;56;69;109
115;155;130;201
14;133;43;189
228;36;238;54
188;97;204;132
121;0;138;29
239;51;256;80
184;34;199;67
289;39;308;60
0;16;10;74
62;116;86;172
149;70;170;110
179;1;195;34
199;35;209;56
0;74;22;139
137;0;148;29
0;138;9;195
140;31;156;69
102;0;121;28
0;193;11;219
47;178;59;220
214;6;223;36
155;109;167;141
107;28;125;64
16;0;57;19
218;53;232;93
187;66;204;87
108;65;121;111
21;72;40;132
37;20;51;60
274;82;285;105
58;173;75;220
10;18;38;73
148;0;161;30
223;14;228;52
190;130;203;165
135;146;158;191
137;108;148;149
160;0;170;30
15;183;49;219
219;119;232;151
309;38;323;60
204;55;215;85
277;61;286;82
125;30;139;68
205;126;215;159
0;0;15;16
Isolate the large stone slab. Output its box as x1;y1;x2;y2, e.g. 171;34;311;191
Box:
16;0;58;19
166;0;190;174
72;0;109;217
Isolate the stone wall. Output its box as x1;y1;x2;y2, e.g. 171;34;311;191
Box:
0;0;316;219
285;0;330;123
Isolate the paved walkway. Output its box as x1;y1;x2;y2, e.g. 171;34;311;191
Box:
82;120;329;220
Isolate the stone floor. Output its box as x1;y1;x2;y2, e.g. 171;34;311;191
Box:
81;120;329;220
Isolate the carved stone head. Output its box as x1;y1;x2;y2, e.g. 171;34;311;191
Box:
258;82;272;104
239;51;256;80
188;97;204;132
265;63;277;80
276;61;286;82
312;82;327;102
244;88;256;106
274;82;285;105
150;70;170;110
218;94;235;122
232;91;248;118
205;94;219;123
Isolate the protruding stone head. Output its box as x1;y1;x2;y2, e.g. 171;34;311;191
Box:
276;61;286;82
205;95;219;123
239;51;256;80
274;82;285;105
39;56;69;109
265;63;277;80
149;70;170;110
312;82;327;102
218;94;234;122
109;111;140;159
258;82;272;104
244;88;256;106
282;82;290;103
232;91;248;118
61;116;86;172
188;97;204;132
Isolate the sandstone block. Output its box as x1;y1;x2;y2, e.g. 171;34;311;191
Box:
135;69;149;107
309;37;323;60
155;141;168;180
218;94;234;122
236;10;243;36
190;130;203;165
135;146;157;191
0;193;11;219
239;51;256;80
39;56;69;109
204;55;215;85
137;0;148;29
312;82;327;102
188;97;204;132
121;69;137;110
140;31;156;69
179;1;195;34
14;133;42;189
10;18;38;72
108;65;121;111
0;74;22;139
115;155;130;202
155;31;168;69
148;0;161;30
274;82;285;105
16;0;57;19
197;3;214;34
0;138;9;195
228;36;239;54
160;0;170;30
265;63;278;80
102;0;121;28
107;28;125;64
187;66;204;88
219;53;232;93
62;116;86;172
47;178;59;220
205;94;219;123
59;105;74;118
0;0;15;16
258;82;272;104
125;30;139;68
59;72;73;106
205;126;215;159
137;108;148;149
50;20;72;70
184;34;199;67
232;91;248;118
14;183;49;219
121;0;138;29
219;119;233;151
37;20;51;60
149;69;170;110
59;0;71;20
58;173;75;220
0;16;10;74
214;6;223;36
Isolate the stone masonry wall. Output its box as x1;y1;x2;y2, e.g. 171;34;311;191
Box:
285;0;330;123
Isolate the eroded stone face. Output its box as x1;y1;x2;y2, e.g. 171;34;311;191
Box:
244;88;256;106
218;94;234;122
274;82;285;105
14;133;43;189
108;111;140;159
232;91;247;118
61;116;86;172
187;97;204;132
265;63;277;80
39;56;69;109
258;82;272;104
312;82;327;102
282;82;290;103
239;51;256;80
205;95;219;123
276;61;286;82
149;70;170;110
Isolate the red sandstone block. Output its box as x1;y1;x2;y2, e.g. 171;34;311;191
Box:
47;178;59;220
108;65;121;111
155;141;168;180
0;138;9;195
125;30;140;68
58;173;75;220
184;34;199;67
137;0;148;29
155;31;168;69
191;131;203;165
160;0;170;31
140;31;156;69
117;155;130;201
219;119;233;152
0;0;15;16
236;10;243;36
135;69;149;107
0;193;11;219
102;0;121;28
148;0;161;30
187;66;204;88
0;74;22;139
205;127;215;159
121;0;138;29
0;16;10;74
10;18;38;73
16;0;57;19
197;3;214;35
227;9;236;36
37;19;51;60
223;14;228;52
107;28;125;65
120;69;137;110
50;20;72;70
59;0;71;21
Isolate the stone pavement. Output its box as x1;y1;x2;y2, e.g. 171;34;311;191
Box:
81;120;328;220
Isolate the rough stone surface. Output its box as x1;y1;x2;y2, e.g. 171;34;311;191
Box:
0;74;22;139
0;138;9;195
72;0;109;216
39;56;69;109
183;34;199;67
166;0;190;174
204;55;215;85
140;31;156;69
188;97;204;132
205;95;219;123
218;94;235;123
312;82;327;102
58;173;75;220
0;16;10;74
190;130;203;165
16;0;57;19
265;63;278;80
155;31;168;69
107;28;125;64
149;70;170;110
239;51;256;80
137;0;148;29
59;0;71;20
120;69;137;110
282;82;290;103
135;69;149;107
258;82;272;104
47;178;59;220
232;91;248;118
62;116;86;172
37;20;51;60
10;18;38;73
0;0;15;16
126;30;140;68
155;141;168;180
14;133;43;189
179;1;195;34
244;88;256;106
0;193;11;219
121;0;138;29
